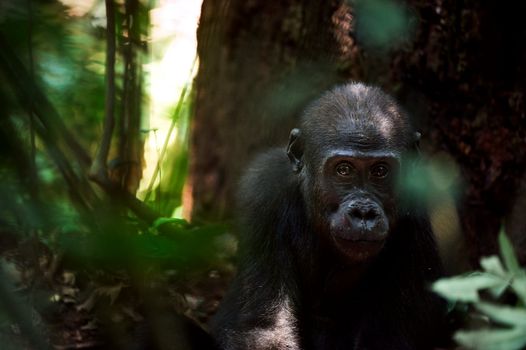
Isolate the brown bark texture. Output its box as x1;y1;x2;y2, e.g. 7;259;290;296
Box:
192;0;526;266
191;0;343;221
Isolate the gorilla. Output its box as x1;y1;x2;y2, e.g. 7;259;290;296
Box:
212;83;449;350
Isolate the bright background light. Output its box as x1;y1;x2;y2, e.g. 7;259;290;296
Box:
139;0;202;200
58;0;203;217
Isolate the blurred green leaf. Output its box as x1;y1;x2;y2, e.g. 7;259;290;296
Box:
399;154;461;206
58;222;227;269
152;217;189;230
433;227;526;349
511;275;526;307
499;229;521;276
479;255;511;298
496;230;526;305
475;303;526;327
455;327;526;350
354;0;414;50
480;256;507;278
432;273;507;302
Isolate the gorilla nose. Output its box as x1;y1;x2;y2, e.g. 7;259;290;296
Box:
348;206;379;228
349;207;377;220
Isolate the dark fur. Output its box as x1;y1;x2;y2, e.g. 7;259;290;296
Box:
212;83;448;350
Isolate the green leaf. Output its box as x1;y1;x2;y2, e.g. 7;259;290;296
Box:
152;217;189;229
354;0;414;50
479;255;512;298
511;275;526;306
480;255;507;277
499;229;521;276
476;302;526;327
432;273;507;302
455;327;526;350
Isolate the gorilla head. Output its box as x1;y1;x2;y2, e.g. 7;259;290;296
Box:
287;83;418;262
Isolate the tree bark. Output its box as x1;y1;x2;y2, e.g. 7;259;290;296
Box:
191;0;343;221
192;0;526;266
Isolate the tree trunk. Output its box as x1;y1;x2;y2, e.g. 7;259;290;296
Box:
191;0;343;221
192;0;526;267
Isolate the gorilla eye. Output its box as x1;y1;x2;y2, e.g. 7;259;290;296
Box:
336;163;353;177
371;164;389;178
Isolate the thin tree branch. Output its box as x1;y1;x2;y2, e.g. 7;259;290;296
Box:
0;31;167;227
89;0;117;186
0;34;95;209
26;0;38;195
117;0;143;193
0;33;92;167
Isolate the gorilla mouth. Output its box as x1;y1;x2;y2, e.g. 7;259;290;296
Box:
334;235;385;244
330;223;388;243
333;236;385;261
329;209;389;245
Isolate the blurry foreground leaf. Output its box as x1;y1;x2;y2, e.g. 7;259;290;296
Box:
480;256;507;278
152;217;190;229
454;328;526;350
399;153;462;218
152;217;189;230
58;223;227;269
475;303;526;327
432;273;506;302
499;228;522;276
354;0;414;50
498;229;526;304
432;232;526;349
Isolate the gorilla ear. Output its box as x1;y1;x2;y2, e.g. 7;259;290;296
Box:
287;128;304;173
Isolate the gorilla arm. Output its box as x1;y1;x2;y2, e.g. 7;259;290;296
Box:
211;149;303;350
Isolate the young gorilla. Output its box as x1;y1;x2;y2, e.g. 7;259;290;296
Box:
212;83;448;350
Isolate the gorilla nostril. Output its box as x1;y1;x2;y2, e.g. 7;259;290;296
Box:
348;206;378;222
364;210;378;221
349;207;364;219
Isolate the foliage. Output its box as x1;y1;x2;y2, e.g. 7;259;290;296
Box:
353;0;415;51
432;230;526;350
141;72;196;217
0;0;229;348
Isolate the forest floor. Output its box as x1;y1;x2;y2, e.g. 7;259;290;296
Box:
0;227;235;349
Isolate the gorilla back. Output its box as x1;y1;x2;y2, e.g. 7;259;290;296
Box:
212;83;448;350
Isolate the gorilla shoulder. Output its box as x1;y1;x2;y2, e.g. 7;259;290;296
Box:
237;147;298;212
